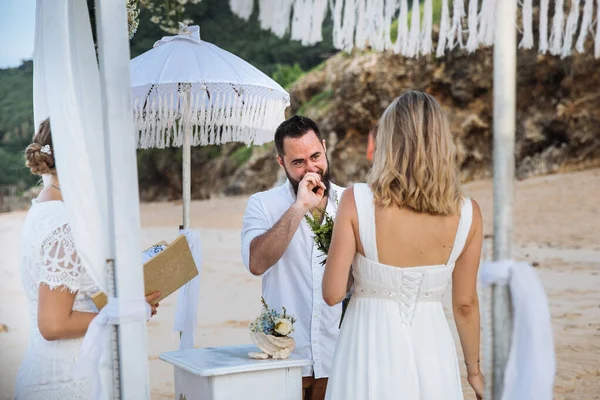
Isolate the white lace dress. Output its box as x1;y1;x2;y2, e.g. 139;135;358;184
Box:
14;200;99;400
325;184;473;400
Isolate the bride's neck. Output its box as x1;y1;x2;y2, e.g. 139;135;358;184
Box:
48;175;60;189
37;174;63;202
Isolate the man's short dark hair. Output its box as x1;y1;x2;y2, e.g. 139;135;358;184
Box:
274;115;323;156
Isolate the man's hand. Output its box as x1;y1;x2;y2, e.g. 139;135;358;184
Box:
295;172;326;212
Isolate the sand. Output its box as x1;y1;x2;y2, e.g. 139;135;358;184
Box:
0;168;598;399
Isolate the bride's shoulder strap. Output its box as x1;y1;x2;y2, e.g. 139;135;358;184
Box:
352;183;379;262
447;197;473;266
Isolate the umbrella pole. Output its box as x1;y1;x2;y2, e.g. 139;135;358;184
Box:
489;0;516;399
182;92;192;230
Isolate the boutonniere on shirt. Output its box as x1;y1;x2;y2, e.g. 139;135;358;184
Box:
304;192;339;266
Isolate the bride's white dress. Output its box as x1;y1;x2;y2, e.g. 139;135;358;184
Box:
326;184;473;400
14;200;98;399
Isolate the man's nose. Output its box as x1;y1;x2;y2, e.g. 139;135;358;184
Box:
306;163;319;173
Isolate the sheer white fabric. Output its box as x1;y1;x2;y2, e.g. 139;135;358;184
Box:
480;260;555;400
15;200;99;400
174;229;202;350
326;183;473;400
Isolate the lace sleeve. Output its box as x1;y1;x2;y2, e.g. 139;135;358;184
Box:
39;223;84;293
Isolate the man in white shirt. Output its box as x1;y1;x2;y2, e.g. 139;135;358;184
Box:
241;115;345;400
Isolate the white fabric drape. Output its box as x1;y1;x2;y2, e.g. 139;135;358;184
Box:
480;260;556;400
33;0;109;291
174;229;203;350
74;297;150;400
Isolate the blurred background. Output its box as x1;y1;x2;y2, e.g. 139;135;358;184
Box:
1;0;597;209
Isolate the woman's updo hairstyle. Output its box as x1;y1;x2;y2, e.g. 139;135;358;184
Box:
25;118;55;176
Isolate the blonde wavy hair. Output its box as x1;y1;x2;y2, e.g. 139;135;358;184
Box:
368;91;462;215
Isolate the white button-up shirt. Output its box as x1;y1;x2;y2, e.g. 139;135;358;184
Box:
241;180;345;378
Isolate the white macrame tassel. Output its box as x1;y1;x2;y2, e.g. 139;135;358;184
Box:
291;0;329;45
335;0;358;52
466;0;479;52
395;0;410;55
229;0;254;20
436;0;451;57
270;0;294;38
258;0;274;34
383;0;397;50
539;0;550;53
448;0;465;50
519;0;534;49
477;0;495;47
576;0;594;52
421;0;433;55
355;0;368;50
291;0;311;44
331;0;344;49
308;0;329;45
596;0;600;57
562;0;581;57
549;0;565;55
366;0;385;51
407;0;421;57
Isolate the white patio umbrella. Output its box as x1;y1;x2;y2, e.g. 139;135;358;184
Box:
130;24;290;228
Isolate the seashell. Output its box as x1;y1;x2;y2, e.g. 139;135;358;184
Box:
250;331;295;360
248;351;269;360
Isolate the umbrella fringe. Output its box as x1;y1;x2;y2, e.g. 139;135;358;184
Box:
133;90;287;149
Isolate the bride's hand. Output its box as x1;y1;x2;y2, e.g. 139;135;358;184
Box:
467;371;484;400
145;291;161;317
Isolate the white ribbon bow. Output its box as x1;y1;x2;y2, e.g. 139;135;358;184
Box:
174;229;202;350
74;297;150;399
480;260;556;400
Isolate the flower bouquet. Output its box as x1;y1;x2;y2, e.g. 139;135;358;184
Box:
249;297;297;360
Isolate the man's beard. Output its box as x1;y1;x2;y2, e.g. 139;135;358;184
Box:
285;161;331;198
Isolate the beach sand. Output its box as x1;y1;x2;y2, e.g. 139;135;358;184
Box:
1;168;598;399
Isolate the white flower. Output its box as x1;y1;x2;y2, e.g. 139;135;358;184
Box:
274;318;293;336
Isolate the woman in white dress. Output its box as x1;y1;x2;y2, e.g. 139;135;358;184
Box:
323;91;484;399
14;119;161;399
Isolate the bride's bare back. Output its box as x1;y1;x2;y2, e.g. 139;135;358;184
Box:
368;206;461;268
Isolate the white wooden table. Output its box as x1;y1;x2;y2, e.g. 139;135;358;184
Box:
160;344;313;400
